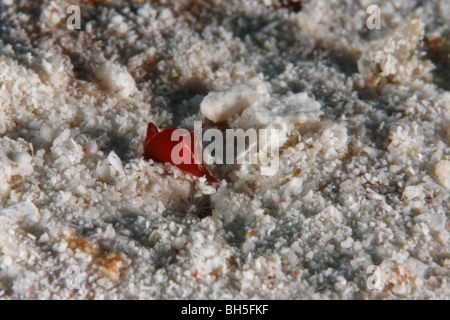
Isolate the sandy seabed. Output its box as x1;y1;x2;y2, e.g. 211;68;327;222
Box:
0;0;449;299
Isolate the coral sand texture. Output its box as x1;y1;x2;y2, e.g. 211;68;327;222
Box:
0;0;449;299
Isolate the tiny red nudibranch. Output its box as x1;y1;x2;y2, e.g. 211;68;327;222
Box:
143;122;219;183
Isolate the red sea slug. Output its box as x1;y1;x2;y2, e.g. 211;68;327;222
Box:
143;122;219;183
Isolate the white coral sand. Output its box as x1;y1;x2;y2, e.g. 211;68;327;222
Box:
0;0;448;299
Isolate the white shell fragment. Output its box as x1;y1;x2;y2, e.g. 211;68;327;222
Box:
200;78;270;123
7;151;32;164
1;200;39;224
94;59;137;99
96;165;111;180
433;160;450;190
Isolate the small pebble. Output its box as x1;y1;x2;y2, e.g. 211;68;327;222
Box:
108;151;124;173
7;151;32;164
